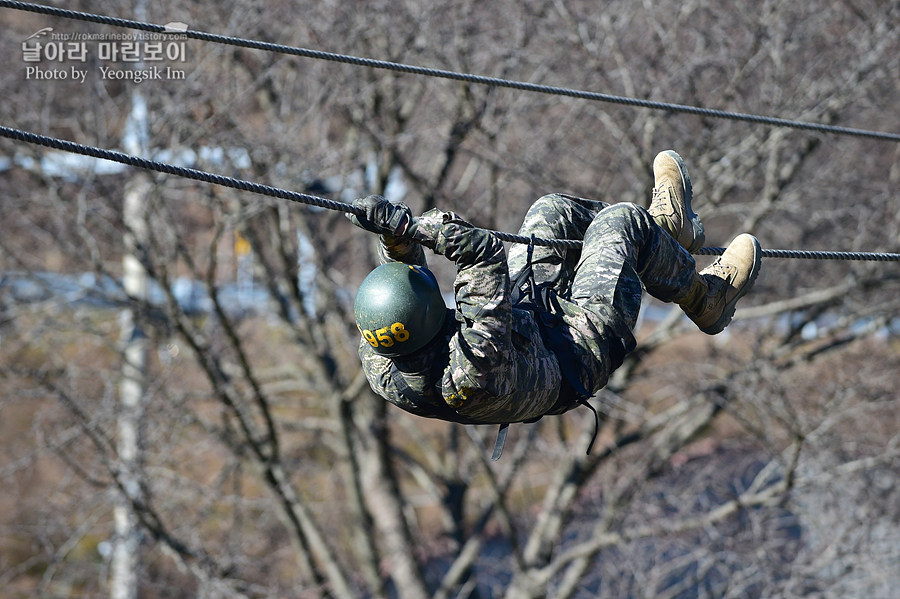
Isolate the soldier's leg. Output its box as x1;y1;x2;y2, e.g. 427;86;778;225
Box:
571;202;697;352
507;193;606;295
572;202;760;370
544;202;696;396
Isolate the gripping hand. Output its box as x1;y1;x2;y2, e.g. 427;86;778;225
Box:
346;195;415;239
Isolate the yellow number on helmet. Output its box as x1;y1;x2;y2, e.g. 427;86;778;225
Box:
362;329;379;348
391;322;410;342
375;326;394;347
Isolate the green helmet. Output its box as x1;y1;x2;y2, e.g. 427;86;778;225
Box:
354;262;447;357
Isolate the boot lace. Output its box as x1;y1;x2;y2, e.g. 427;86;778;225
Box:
648;185;672;215
701;258;736;300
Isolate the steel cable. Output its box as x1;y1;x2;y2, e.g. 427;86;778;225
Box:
2;0;899;143
4;125;899;261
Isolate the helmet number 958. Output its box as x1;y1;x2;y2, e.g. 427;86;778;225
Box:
362;322;410;348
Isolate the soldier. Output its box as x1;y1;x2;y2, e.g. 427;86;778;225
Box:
347;151;760;451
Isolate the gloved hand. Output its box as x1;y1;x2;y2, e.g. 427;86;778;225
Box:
346;195;415;239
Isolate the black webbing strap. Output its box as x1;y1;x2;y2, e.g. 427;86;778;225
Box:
511;236;601;455
491;423;509;461
580;400;600;455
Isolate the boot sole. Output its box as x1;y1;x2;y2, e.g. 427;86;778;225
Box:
661;150;705;253
699;236;762;335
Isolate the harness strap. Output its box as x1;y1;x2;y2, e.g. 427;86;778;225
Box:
580;400;601;455
509;234;537;305
511;234;602;455
491;423;509;461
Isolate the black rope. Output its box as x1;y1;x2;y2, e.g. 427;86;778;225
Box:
4;125;899;261
3;0;899;144
696;247;900;262
0;123;561;248
0;125;359;215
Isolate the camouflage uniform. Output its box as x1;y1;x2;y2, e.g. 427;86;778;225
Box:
358;194;697;424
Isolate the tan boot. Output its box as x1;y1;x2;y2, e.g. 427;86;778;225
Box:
677;234;762;335
648;150;706;253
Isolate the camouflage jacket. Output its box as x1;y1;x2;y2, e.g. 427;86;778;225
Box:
357;209;567;424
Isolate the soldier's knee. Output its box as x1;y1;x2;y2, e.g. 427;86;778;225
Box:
605;201;639;216
589;202;654;235
519;194;573;228
529;193;572;215
597;202;648;222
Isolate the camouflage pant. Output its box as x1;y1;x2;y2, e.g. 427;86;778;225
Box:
507;194;697;394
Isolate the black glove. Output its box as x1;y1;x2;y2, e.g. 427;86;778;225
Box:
346;195;416;239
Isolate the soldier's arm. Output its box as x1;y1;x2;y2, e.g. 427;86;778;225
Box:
427;211;516;416
376;207;451;266
376;233;427;266
357;341;418;411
